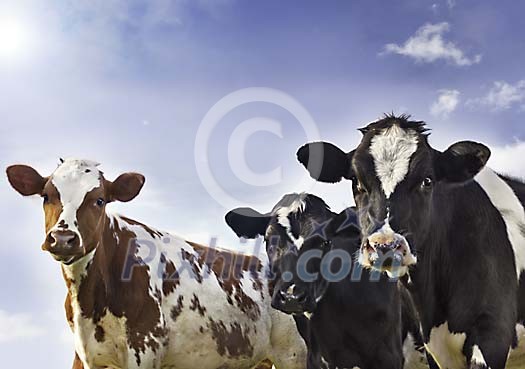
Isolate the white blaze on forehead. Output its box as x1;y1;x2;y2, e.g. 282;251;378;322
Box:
369;124;419;198
274;193;307;249
51;159;102;235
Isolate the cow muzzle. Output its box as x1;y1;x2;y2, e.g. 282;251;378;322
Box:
359;226;417;277
271;284;311;315
43;230;83;264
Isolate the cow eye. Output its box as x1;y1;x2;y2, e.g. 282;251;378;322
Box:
96;198;106;207
43;194;49;204
421;177;433;189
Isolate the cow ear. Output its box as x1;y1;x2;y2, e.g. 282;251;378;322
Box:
6;165;47;196
434;141;491;183
297;142;354;183
225;207;271;239
109;173;145;202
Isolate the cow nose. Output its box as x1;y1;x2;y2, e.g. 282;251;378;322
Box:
279;285;307;304
272;283;311;314
359;225;417;274
368;227;393;245
368;231;403;252
46;230;80;250
362;238;406;264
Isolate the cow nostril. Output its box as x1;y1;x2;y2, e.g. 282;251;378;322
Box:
377;240;403;252
279;288;306;303
394;243;407;255
295;291;307;303
46;233;56;245
50;231;80;249
67;234;80;248
362;239;376;253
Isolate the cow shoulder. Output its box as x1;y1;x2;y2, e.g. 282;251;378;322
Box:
475;168;525;278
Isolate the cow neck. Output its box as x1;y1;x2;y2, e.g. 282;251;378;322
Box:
408;241;441;335
60;213;117;303
407;197;453;335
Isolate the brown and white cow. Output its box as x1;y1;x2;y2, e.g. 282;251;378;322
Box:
6;158;307;369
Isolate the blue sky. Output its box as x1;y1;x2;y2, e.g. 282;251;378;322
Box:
1;0;525;367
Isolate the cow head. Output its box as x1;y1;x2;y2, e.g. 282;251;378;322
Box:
225;193;359;314
297;114;490;277
6;159;145;265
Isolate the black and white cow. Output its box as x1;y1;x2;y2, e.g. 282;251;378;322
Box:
297;114;525;369
225;193;428;369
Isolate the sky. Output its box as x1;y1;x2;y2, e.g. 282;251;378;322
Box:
1;0;525;367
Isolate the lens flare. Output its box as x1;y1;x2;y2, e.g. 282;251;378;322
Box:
0;17;31;61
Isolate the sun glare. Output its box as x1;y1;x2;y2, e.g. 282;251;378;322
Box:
0;17;31;61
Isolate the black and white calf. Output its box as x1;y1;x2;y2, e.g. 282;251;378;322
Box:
298;114;525;369
226;193;428;369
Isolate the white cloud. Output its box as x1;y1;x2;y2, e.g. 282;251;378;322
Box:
0;310;44;342
430;89;460;118
467;80;525;111
489;141;525;178
382;22;481;66
447;0;456;9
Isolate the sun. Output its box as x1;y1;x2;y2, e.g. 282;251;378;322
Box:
0;17;31;61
